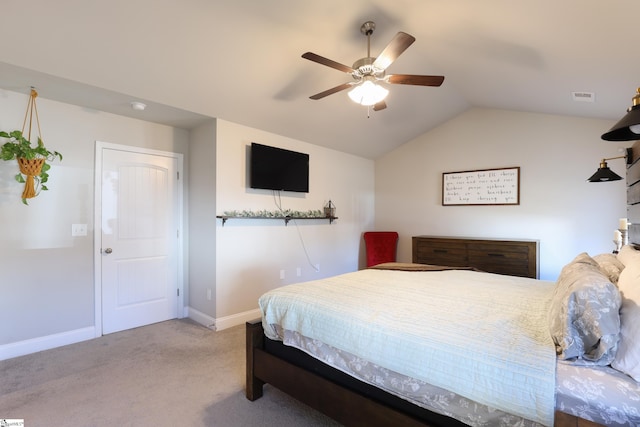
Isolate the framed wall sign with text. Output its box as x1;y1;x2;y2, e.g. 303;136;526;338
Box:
442;167;520;206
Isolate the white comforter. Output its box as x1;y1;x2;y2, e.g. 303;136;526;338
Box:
260;268;557;426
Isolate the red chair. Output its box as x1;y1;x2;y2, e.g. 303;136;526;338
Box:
363;231;399;267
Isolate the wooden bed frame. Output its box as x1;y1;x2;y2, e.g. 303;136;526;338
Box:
246;320;602;427
246;140;640;427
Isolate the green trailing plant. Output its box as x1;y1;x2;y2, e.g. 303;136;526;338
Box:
0;129;63;204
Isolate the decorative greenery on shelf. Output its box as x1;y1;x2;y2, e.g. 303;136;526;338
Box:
0;129;63;204
221;209;326;218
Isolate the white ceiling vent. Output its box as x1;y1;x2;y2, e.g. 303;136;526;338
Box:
572;91;595;102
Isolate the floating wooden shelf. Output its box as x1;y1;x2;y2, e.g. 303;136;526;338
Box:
216;215;338;226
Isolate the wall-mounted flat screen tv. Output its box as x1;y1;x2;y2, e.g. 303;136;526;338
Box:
250;142;309;193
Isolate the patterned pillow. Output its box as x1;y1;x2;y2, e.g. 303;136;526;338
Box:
548;253;622;365
611;259;640;381
593;253;625;284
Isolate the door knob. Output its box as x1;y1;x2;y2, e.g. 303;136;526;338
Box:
104;248;113;254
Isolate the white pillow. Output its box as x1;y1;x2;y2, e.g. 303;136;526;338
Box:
611;260;640;381
617;245;640;267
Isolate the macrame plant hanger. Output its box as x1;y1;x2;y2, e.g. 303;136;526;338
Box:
19;88;45;200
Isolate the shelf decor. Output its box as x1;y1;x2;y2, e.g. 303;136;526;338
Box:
0;88;63;204
217;209;337;226
442;167;520;206
324;200;336;217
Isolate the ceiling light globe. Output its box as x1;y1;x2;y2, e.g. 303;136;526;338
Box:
348;81;389;106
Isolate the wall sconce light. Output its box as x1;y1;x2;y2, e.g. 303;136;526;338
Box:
602;88;640;141
587;148;633;182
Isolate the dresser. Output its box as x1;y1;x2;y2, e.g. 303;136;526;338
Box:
412;236;539;279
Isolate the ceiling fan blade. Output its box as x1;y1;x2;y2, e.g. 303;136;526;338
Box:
373;101;387;111
372;32;415;70
309;82;353;100
387;74;445;86
302;52;354;73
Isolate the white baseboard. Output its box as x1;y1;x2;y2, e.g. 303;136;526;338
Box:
1;309;263;360
186;307;216;329
186;307;261;331
0;326;96;361
214;308;261;331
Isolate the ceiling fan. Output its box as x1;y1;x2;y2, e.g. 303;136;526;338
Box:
302;21;444;111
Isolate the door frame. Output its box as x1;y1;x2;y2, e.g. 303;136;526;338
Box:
93;141;185;337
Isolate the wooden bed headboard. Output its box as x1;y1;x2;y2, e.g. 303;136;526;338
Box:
627;140;640;245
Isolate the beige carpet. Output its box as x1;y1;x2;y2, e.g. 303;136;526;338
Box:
0;319;342;426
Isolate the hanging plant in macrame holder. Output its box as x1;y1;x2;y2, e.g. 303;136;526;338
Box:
17;157;45;199
0;88;62;204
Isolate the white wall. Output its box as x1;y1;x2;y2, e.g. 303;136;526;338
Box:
375;108;630;280
0;89;189;357
187;119;217;324
215;119;374;326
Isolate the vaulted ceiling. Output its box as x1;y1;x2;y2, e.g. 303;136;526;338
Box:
0;1;637;159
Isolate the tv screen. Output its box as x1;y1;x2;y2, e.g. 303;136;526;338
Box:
250;143;309;193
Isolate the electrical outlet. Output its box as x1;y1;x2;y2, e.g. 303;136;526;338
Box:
207;289;212;300
296;267;301;277
280;270;285;280
71;224;87;237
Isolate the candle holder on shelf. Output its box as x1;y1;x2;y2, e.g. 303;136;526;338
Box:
614;238;622;254
324;200;336;218
613;228;628;253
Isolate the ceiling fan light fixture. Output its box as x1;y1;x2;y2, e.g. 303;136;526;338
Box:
348;80;389;106
302;21;444;110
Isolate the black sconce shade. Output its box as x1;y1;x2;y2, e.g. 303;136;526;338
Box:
587;161;623;182
602;89;640;141
587;148;632;182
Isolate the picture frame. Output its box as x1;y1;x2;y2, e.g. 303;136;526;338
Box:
442;167;520;206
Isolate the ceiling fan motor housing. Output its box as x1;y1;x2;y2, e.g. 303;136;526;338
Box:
352;57;385;81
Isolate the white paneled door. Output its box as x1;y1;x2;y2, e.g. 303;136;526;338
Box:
100;146;180;334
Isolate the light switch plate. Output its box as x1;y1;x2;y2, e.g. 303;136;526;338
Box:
71;224;87;236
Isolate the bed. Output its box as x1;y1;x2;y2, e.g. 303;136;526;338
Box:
246;253;639;426
246;143;640;427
